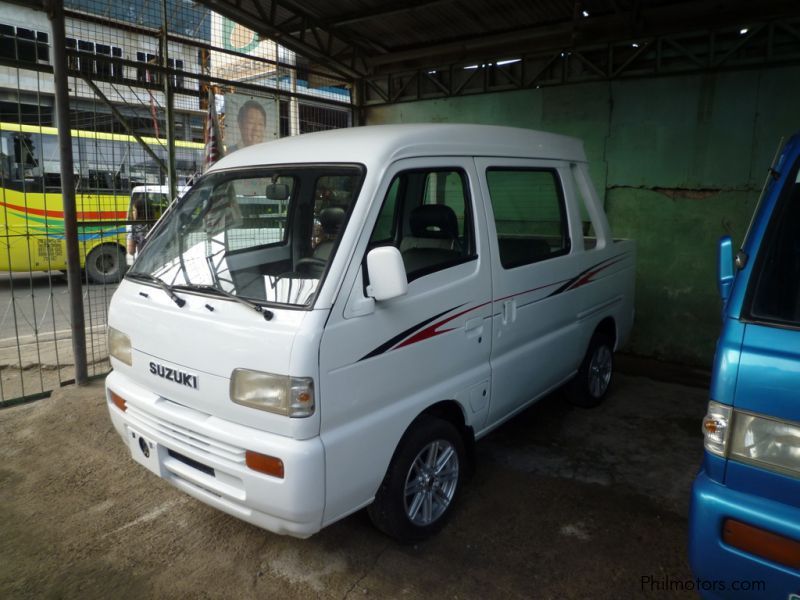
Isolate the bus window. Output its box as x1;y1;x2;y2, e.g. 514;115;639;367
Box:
129;192;169;221
13;133;38;168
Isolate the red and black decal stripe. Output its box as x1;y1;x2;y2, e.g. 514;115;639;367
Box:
547;254;627;297
359;252;630;361
394;301;492;350
360;305;464;361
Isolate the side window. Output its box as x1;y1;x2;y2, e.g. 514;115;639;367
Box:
143;193;168;220
369;168;475;281
486;168;569;269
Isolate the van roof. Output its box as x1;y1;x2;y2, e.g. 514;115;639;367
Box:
211;124;586;172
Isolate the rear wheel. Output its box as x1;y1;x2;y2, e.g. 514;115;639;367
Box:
85;244;126;284
368;416;465;543
566;332;614;408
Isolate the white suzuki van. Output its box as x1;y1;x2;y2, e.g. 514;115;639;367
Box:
106;124;636;541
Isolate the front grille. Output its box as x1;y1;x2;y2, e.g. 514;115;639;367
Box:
126;403;246;467
168;449;215;476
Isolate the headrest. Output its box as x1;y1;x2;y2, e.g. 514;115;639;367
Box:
409;204;458;239
319;206;346;234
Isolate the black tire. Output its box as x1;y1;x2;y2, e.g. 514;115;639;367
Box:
85;244;126;284
368;416;465;543
566;332;614;408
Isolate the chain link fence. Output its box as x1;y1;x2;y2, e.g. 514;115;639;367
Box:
0;0;354;405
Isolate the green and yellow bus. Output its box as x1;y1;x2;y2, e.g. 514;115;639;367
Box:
0;122;204;282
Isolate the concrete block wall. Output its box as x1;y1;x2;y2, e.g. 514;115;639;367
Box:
364;66;800;366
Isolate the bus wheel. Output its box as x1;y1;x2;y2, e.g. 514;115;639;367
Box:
85;244;126;284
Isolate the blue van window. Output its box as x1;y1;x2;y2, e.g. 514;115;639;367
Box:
748;168;800;326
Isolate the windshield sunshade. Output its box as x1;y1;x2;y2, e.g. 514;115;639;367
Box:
128;166;363;308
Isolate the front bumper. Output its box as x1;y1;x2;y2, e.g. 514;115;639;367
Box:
105;370;325;538
689;470;800;599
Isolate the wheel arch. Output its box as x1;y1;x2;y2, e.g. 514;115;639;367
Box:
594;316;617;350
367;399;474;541
413;399;475;472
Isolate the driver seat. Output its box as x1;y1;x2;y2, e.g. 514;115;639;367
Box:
313;206;346;261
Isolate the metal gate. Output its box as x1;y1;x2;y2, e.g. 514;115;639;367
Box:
0;0;354;406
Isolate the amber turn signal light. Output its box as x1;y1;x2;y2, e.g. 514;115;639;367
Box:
245;450;284;479
109;390;127;412
722;518;800;570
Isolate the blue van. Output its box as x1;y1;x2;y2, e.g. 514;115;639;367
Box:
689;134;800;598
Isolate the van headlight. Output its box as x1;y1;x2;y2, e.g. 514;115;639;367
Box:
702;401;800;476
108;327;132;366
729;412;800;477
230;369;315;418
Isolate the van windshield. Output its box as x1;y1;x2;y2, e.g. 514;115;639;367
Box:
747;160;800;326
127;166;363;308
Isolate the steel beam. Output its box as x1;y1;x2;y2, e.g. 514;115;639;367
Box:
362;17;800;106
46;0;88;386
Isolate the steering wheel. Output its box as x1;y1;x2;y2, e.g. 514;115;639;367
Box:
294;257;327;277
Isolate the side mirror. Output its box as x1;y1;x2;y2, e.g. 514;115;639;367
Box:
366;247;407;301
266;183;290;200
718;235;734;301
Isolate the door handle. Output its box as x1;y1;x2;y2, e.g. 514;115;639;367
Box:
465;316;483;339
502;300;517;324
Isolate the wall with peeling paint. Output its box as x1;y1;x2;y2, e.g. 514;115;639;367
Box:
364;66;800;366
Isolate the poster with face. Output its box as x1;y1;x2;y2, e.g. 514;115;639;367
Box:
224;95;279;153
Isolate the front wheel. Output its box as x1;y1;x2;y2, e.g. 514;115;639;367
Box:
85;244;126;284
566;332;614;408
368;416;465;543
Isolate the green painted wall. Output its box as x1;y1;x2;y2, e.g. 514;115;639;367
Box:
365;66;800;366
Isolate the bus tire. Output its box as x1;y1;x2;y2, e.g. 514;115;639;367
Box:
85;244;127;284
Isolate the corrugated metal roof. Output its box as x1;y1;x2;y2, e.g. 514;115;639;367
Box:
201;0;800;78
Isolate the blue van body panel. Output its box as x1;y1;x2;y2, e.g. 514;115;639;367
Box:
690;473;800;600
735;324;800;422
709;318;745;407
701;449;727;484
689;133;800;598
726;460;800;511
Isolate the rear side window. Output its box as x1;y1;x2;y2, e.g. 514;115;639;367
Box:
486;168;569;269
747;167;800;326
368;169;476;281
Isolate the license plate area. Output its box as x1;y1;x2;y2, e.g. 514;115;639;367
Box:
128;427;167;477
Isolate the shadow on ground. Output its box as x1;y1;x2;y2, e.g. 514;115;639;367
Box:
0;373;706;599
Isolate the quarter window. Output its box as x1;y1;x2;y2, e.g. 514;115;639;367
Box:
486;168;569;269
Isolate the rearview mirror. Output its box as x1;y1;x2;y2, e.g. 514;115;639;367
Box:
266;183;290;201
718;235;734;302
366;247;407;301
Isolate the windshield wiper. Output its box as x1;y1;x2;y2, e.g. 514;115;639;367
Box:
127;272;186;308
173;283;274;321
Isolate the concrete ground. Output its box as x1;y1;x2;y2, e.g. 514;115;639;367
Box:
1;372;707;599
